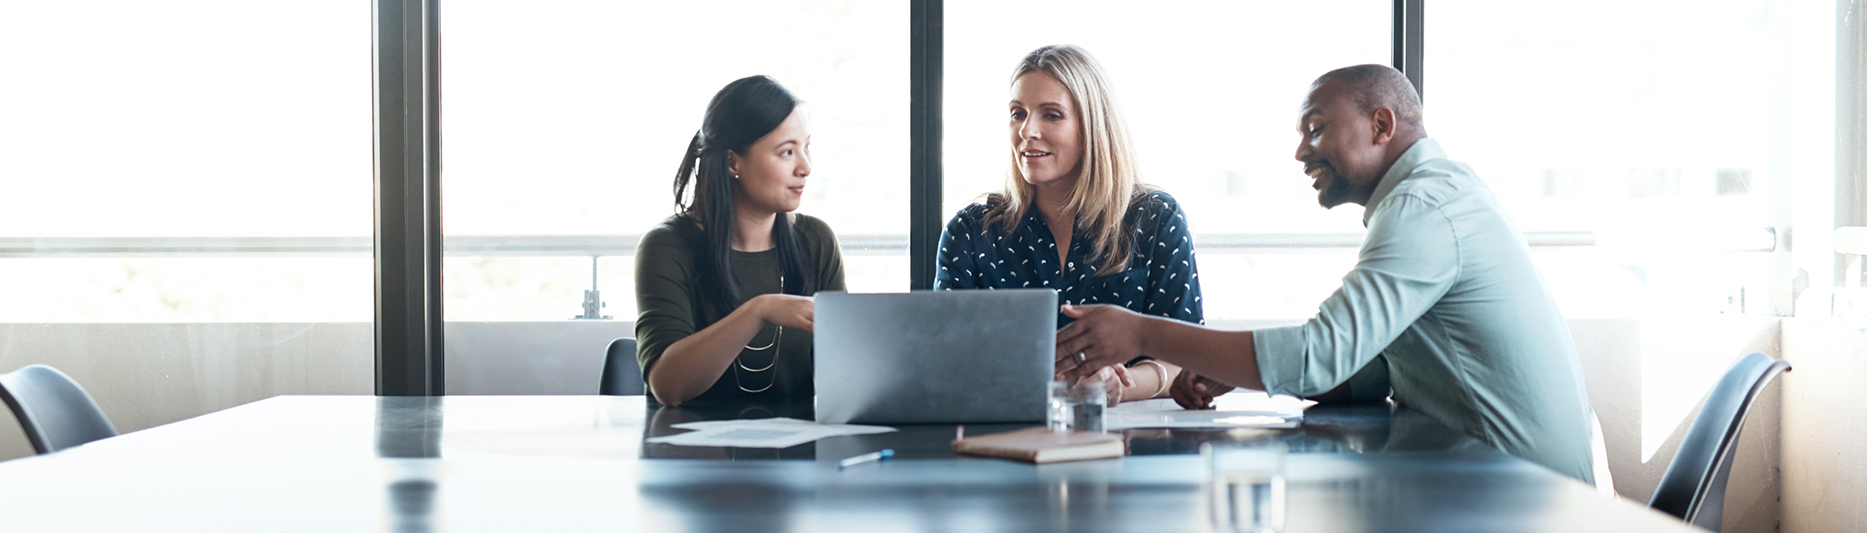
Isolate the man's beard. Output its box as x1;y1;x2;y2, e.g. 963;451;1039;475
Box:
1317;173;1353;208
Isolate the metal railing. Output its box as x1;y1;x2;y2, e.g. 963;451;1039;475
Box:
1835;227;1867;317
0;231;1618;259
1837;227;1867;281
4;229;1787;318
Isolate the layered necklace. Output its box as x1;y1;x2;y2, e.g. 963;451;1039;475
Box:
732;274;783;393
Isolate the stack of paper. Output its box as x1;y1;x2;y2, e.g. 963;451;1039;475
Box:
645;417;896;449
1104;392;1315;430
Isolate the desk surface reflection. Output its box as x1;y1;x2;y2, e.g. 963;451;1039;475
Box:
0;395;1693;532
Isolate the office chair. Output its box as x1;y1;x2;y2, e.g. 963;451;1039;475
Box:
1647;353;1790;531
600;338;645;396
0;364;119;454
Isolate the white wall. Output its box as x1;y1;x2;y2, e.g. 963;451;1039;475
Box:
0;321;634;461
1780;317;1867;533
443;321;637;395
1566;316;1784;533
0;322;372;461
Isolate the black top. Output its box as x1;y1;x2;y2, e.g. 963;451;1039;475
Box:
934;190;1204;329
633;214;846;403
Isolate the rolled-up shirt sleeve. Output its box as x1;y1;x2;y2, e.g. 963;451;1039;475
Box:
1254;193;1459;397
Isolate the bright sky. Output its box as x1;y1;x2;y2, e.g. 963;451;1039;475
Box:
0;0;1827;322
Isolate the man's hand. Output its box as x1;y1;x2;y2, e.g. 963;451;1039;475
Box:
1054;304;1153;382
1169;371;1236;410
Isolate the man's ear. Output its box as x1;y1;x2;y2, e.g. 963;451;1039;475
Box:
1370;107;1398;146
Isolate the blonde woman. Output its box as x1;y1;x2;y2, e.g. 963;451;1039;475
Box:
934;44;1202;405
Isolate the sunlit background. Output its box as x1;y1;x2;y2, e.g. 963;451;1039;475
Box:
1;2;1858;519
0;2;372;322
0;0;1833;326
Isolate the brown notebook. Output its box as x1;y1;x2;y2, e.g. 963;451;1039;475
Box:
952;428;1125;464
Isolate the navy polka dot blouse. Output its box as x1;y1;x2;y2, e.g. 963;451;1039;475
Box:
934;191;1204;329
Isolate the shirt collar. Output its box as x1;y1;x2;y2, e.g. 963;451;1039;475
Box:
1023;205;1081;239
1361;137;1444;227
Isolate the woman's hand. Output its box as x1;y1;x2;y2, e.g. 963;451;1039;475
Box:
1066;364;1136;407
753;294;815;332
1169;370;1236;410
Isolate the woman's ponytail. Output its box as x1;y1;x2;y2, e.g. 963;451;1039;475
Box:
672;131;704;212
669;75;808;315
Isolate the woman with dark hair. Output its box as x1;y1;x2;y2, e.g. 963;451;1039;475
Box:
635;75;845;407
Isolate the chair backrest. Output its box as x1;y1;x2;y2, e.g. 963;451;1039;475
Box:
600;338;644;396
1648;353;1790;531
0;364;119;454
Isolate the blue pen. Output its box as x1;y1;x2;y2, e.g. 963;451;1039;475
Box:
837;448;894;470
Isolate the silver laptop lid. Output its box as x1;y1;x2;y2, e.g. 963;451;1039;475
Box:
814;289;1057;425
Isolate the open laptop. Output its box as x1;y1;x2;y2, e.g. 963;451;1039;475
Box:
813;289;1057;425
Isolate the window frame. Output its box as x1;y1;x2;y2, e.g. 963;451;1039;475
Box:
372;0;1862;394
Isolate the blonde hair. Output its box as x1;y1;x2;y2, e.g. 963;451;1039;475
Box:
984;44;1151;275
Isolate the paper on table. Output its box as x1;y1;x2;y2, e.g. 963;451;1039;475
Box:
646;417;896;449
1210;390;1316;414
1105;410;1302;430
1105;391;1316;430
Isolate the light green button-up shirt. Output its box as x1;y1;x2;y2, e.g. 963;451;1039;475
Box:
1254;139;1596;484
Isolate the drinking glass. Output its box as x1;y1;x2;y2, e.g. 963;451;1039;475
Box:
1203;442;1287;533
1046;380;1106;433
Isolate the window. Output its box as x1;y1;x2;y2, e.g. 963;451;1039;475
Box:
0;2;373;323
0;1;375;460
1428;0;1818;317
5;1;1849;405
441;0;911;323
944;0;1392;320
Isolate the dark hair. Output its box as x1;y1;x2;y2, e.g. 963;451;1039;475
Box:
672;75;814;314
1312;64;1424;127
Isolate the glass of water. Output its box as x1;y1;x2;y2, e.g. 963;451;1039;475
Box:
1046;380;1106;433
1203;442;1287;533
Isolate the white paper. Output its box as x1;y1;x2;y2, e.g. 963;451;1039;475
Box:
646;417;896;449
1221;390;1317;412
1105;410;1303;430
1104;391;1315;430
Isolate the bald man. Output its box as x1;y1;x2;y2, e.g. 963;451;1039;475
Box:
1054;64;1597;484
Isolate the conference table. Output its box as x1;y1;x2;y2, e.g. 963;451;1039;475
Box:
0;395;1699;532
